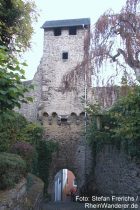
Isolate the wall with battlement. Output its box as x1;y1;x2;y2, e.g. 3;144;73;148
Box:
17;19;124;200
17;22;93;198
42;111;92;197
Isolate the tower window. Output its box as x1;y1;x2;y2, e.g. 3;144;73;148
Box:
54;28;61;36
62;52;68;60
69;27;77;35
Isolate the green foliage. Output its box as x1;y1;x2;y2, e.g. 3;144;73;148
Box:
0;110;43;151
0;46;33;111
0;110;58;194
0;152;26;190
0;110;44;177
37;140;58;194
20;122;43;146
110;86;140;159
0;0;37;112
0;111;27;151
11;142;35;170
0;0;37;50
87;86;140;161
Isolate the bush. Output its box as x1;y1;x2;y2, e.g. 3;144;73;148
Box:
37;140;58;194
0;111;28;152
11;142;35;171
0;111;43;154
0;152;26;190
87;86;140;161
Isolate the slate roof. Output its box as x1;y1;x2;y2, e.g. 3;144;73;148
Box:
42;18;90;29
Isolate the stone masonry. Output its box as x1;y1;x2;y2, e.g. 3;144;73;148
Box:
17;18;140;202
18;18;93;198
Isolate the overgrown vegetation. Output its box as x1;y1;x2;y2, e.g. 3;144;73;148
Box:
0;152;26;190
0;0;37;50
0;111;41;189
0;111;43;152
0;0;57;194
87;86;140;162
11;142;35;171
0;0;37;112
0;110;58;192
38;140;58;195
0;46;33;112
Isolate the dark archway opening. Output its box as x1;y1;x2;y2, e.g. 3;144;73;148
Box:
54;169;77;202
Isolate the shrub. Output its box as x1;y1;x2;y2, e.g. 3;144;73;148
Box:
11;142;35;170
0;111;43;153
0;152;26;190
87;86;140;161
0;111;29;152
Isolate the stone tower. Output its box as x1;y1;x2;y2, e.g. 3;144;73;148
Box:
18;18;93;198
40;18;90;117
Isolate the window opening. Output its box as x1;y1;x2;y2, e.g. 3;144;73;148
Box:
62;52;68;60
54;28;61;36
61;118;67;123
69;27;77;35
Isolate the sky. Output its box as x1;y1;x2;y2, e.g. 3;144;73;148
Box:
24;0;127;80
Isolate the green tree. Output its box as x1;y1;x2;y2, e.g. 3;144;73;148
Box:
0;46;33;111
87;86;140;160
0;0;37;51
110;86;140;158
0;0;37;111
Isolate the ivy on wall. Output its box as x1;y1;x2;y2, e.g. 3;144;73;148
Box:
37;140;58;195
87;86;140;162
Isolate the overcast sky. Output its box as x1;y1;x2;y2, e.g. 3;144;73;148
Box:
24;0;127;80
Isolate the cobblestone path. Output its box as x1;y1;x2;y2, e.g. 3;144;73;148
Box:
41;201;86;210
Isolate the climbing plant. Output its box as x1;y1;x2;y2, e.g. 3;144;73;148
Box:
37;140;58;195
87;86;140;161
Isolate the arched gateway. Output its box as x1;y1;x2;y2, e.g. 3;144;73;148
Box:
18;18;93;199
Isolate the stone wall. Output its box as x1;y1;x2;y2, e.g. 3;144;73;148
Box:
16;63;42;122
41;27;90;116
0;178;27;210
93;86;119;108
44;115;93;198
0;175;44;210
94;145;140;197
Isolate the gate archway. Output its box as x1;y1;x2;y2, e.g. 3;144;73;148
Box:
53;169;77;202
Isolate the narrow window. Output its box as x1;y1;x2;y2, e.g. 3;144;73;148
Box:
69;27;77;35
54;28;61;36
62;52;68;60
